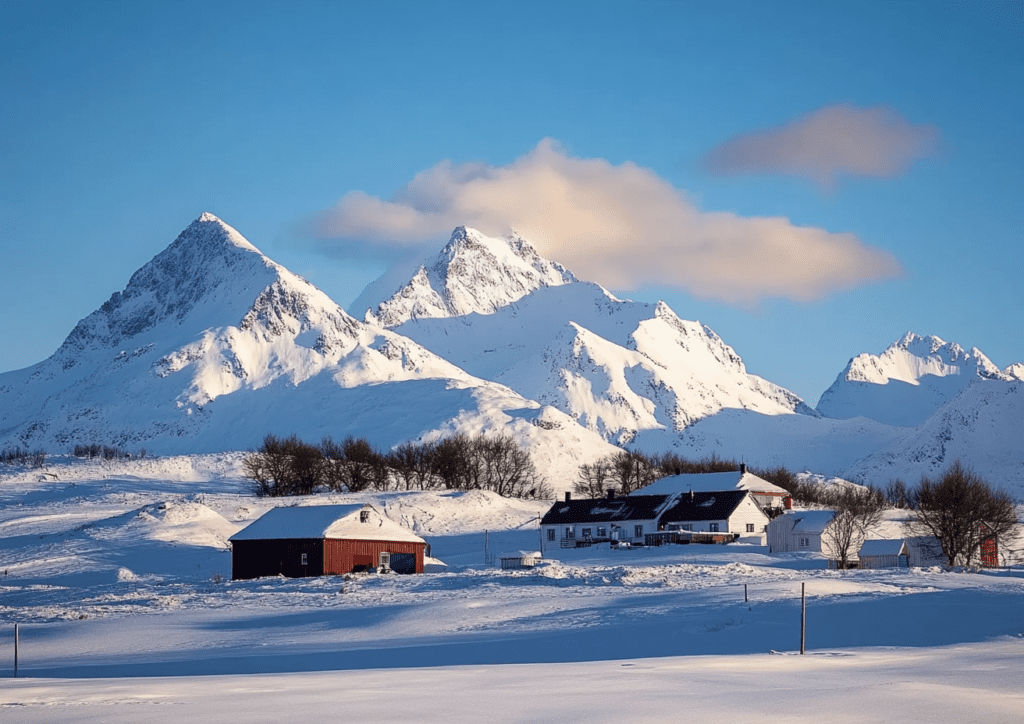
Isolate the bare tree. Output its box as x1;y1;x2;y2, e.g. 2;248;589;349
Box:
823;486;887;569
609;450;657;494
907;461;1019;566
574;459;613;498
477;434;547;498
387;441;436;491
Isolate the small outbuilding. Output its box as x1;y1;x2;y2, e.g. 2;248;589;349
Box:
229;503;426;580
500;550;542;570
858;539;911;569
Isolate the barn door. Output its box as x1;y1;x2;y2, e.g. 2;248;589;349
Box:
389;553;416;574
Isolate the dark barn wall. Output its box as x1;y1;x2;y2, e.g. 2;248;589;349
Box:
231;539;324;580
325;538;425;574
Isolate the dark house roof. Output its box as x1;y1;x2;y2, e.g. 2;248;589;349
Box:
659;490;750;522
540;495;669;525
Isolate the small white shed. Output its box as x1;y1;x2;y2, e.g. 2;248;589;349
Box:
500;550;541;570
858;539;910;569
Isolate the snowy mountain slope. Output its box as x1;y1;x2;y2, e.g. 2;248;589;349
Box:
0;215;617;476
357;227;577;326
842;379;1024;495
383;235;813;443
817;332;1019;427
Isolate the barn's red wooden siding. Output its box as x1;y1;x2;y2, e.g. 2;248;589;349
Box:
980;524;999;567
324;538;425;574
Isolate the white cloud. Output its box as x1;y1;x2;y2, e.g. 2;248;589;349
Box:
310;139;902;305
702;104;940;188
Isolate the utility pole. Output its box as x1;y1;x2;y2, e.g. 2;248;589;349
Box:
14;623;18;678
800;583;806;655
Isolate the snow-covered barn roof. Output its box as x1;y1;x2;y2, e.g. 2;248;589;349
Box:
859;539;909;557
789;510;837;533
229;504;425;544
633;471;790;497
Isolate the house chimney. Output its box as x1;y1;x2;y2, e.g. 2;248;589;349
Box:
606;488;615;500
740;463;747;474
565;491;572;502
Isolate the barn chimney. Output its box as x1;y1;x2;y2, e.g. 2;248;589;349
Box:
565;491;572;502
740;463;747;474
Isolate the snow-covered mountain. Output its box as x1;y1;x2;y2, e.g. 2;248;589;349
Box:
357;227;577;326
816;332;1019;427
0;215;616;477
373;229;814;445
844;379;1024;487
3;216;1021;495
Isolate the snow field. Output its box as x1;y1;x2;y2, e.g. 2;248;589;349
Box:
1;455;1022;722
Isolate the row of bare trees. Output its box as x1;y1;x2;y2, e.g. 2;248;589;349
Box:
243;433;549;499
0;446;47;468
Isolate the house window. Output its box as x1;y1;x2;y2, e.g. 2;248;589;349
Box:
582;528;592;538
597;526;606;537
360;510;370;523
634;525;643;538
800;537;809;548
547;529;556;542
746;523;755;533
300;553;308;565
709;523;719;532
680;524;692;531
565;527;574;539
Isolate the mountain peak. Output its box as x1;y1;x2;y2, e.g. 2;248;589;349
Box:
367;226;578;327
55;215;281;360
817;331;1015;426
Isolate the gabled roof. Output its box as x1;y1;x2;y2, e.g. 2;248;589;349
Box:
229;503;425;544
540;495;670;525
859;539;909;557
660;490;754;523
634;471;790;497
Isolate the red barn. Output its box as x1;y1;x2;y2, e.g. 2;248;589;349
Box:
229;503;426;580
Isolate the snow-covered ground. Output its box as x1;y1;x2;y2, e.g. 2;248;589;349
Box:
1;456;1022;722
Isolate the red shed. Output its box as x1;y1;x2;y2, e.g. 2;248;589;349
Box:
229;503;426;580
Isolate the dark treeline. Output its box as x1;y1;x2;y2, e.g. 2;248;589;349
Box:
0;446;47;468
244;433;550;500
72;443;145;461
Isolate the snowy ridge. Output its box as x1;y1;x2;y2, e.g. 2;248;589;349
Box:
843;379;1024;486
816;332;1019;427
393;278;813;445
365;227;577;326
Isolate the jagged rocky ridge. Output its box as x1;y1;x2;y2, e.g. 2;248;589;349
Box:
817;332;1022;427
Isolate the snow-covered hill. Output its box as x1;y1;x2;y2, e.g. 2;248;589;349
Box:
817;332;1019;427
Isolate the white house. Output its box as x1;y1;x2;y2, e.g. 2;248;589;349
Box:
539;491;671;555
659;490;770;542
767;510;837;555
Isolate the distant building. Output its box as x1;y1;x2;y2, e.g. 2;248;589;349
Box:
858;539;911;569
229;503;426;580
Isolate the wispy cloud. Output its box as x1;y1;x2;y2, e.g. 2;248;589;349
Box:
309;139;902;305
702;105;939;188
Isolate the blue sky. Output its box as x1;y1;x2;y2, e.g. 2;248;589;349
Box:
2;0;1021;404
